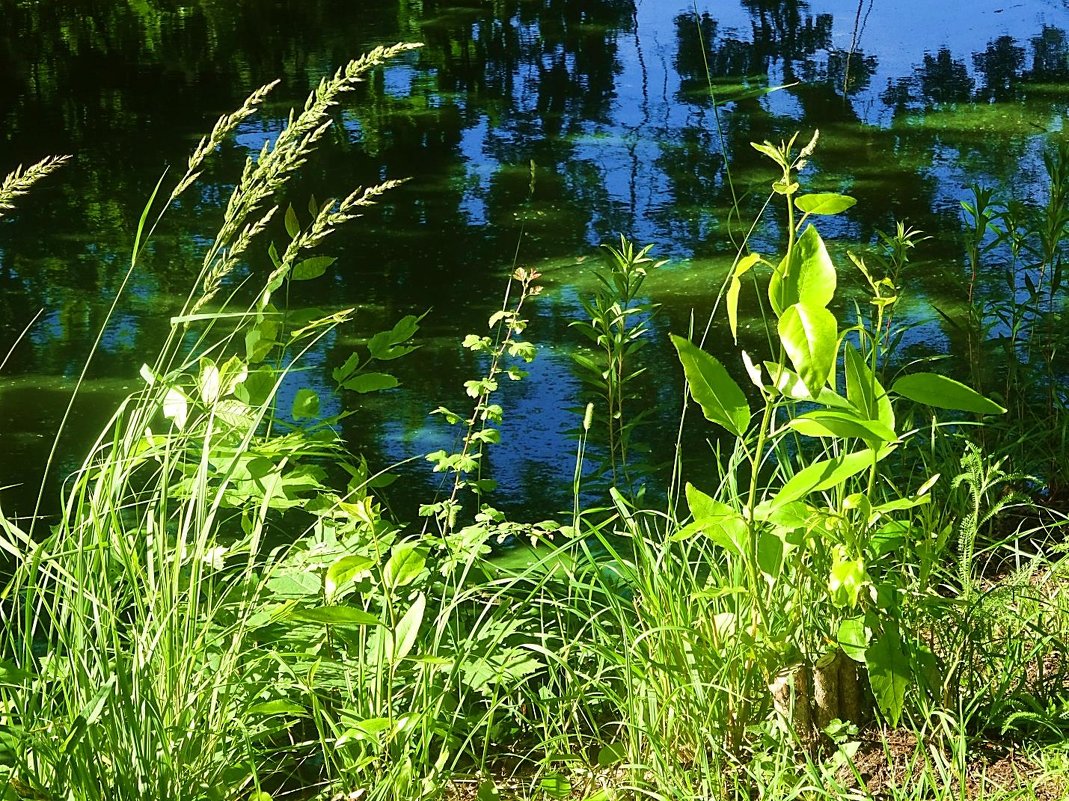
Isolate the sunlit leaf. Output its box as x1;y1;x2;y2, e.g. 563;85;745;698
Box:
788;410;896;444
163;387;188;430
324;555;374;602
727;252;761;343
342;372;399;393
291;256;336;281
671;334;749;437
778;302;837;397
769;224;836;315
866;624;909;725
391;593;425;663
837;616;868;662
844;343;894;430
248;700;307;717
794;193;857;216
284;204;300;238
291;388;319;420
891;372;1006;414
384;541;427;588
772;446;893;508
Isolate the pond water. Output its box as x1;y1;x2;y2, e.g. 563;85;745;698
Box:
0;0;1067;522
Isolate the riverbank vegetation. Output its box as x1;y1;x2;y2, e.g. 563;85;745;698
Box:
2;44;1069;801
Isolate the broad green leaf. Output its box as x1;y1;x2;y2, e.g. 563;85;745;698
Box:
391;593;425;663
291;388;319;420
0;660;31;684
336;717;393;746
368;314;423;360
788;410;897;444
597;743;627;768
778;303;838;397
866;624;909;725
794;193;857;216
384;541;427;588
477;780;501;801
772;447;892;508
757;529;783;578
844;343;894;430
763;361;851;407
284;204;300;238
891;372;1006;414
342;372;399;393
540;772;572;800
291;256;336;281
829;547;867;608
727;252;761;343
324;555;374;602
768;224;836;315
235;367;276;407
837;616;868;662
671;334;749;437
678;483;747;553
290;606;381;626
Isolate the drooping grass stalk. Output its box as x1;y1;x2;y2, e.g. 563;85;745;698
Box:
0;44;420;801
0;155;70;220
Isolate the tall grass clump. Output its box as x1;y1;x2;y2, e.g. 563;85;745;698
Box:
0;44;422;801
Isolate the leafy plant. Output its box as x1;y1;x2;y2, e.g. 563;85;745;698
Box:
570;236;663;488
670;130;1006;735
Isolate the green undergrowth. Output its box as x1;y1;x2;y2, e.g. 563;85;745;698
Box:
1;45;1068;801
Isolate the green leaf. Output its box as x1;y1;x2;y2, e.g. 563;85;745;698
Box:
772;447;892;508
866;624;909;725
757;529;783;578
727;252;761;344
291;388;319;420
678;483;747;553
597;742;627;768
837;616;869;662
891;373;1006;414
763;362;852;407
342;372;399;393
248;700;307;717
788;410;896;444
769;224;836;315
290;606;381;626
671;334;750;437
325;555;374;602
477;780;501;801
778;303;838;397
391;593;425;663
291;256;336;281
384;542;427;588
368;314;423;360
751;141;785;166
794;193;857;216
829;548;867;608
844;343;894;430
540;772;572;800
163;387;188;430
284;204;300;239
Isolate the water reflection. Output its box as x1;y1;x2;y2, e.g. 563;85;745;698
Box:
0;0;1066;519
